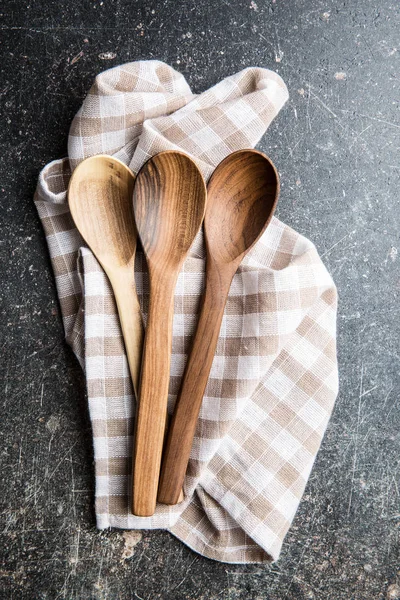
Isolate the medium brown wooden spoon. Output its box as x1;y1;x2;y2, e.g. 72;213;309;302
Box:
158;149;280;505
132;150;206;517
68;155;143;398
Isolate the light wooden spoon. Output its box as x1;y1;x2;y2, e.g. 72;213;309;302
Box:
68;155;143;398
132;150;206;517
158;149;280;505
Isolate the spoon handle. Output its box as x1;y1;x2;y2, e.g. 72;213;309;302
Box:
158;260;236;505
111;270;144;399
132;272;177;516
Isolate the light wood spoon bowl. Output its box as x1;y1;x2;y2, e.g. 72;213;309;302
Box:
158;149;280;505
68;155;143;398
132;150;206;517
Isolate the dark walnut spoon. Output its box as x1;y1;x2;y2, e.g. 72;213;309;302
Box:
132;151;206;517
68;155;143;398
158;149;280;505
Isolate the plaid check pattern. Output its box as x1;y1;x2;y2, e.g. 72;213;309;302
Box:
34;61;338;563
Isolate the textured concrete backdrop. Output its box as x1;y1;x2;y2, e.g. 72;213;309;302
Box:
1;0;399;598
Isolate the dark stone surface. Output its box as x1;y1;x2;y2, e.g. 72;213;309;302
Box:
1;0;399;598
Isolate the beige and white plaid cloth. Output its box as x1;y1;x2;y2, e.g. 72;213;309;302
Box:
34;60;338;563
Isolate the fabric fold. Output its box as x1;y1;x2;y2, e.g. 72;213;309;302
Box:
34;60;338;563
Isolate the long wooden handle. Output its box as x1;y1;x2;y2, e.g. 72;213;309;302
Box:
158;262;235;505
111;269;144;400
132;272;176;516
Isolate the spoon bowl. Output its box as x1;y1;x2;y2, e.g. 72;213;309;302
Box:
133;152;206;267
158;149;279;506
68;154;144;397
69;155;137;270
206;151;279;263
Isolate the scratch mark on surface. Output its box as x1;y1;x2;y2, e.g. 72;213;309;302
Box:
309;89;338;119
360;384;377;398
71;454;77;520
339;109;400;130
348;362;363;516
382;386;394;410
174;556;198;590
18;437;23;469
288;138;301;157
349;124;373;149
97;550;104;588
70;50;84;65
385;396;398;421
274;24;283;62
320;231;354;258
306;83;312;131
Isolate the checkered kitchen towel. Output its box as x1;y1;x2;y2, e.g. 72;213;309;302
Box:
34;60;338;563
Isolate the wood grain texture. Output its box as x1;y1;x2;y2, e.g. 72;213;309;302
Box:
158;150;280;505
68;155;144;397
132;151;206;517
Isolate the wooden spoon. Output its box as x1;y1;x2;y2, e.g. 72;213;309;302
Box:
132;150;206;517
158;149;280;505
68;155;143;398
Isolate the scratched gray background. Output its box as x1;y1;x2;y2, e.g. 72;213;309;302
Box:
1;0;399;598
